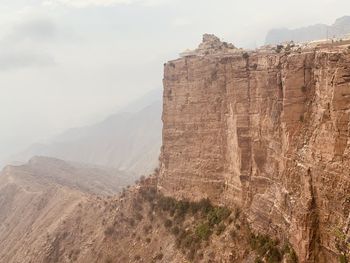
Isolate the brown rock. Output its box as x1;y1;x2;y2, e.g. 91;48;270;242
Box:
159;34;350;262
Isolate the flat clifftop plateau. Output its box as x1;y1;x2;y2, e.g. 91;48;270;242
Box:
158;34;350;262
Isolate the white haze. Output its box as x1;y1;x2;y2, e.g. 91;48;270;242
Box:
0;0;349;162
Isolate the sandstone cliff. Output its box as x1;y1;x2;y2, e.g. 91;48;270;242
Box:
159;34;350;262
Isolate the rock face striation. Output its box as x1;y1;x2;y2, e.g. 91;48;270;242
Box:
159;34;350;262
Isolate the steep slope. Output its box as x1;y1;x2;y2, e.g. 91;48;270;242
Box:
8;176;286;263
0;157;134;263
265;16;350;44
10;100;162;175
159;34;350;262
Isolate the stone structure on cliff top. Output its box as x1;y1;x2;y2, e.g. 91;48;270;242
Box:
158;34;350;262
180;34;237;57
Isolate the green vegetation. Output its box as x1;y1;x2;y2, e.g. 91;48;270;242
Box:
276;45;284;53
299;115;304;122
207;206;231;226
139;186;233;261
139;187;157;202
154;253;164;260
165;198;230;260
285;44;292;52
282;243;298;263
195;222;212;240
249;232;298;263
333;227;349;263
104;226;114;236
339;254;348;263
216;223;226;235
133;185;301;262
249;233;282;262
229;229;237;240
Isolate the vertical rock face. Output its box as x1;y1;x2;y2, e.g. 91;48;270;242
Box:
158;35;350;262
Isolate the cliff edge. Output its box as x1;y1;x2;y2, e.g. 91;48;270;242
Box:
159;34;350;262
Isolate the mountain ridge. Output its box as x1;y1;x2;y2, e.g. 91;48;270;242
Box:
5;90;162;175
0;156;134;262
265;15;350;44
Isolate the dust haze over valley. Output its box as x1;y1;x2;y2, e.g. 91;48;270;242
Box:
2;0;350;263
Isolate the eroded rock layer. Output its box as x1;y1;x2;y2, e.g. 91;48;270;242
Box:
158;35;350;262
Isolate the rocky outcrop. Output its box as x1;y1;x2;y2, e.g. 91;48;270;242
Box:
180;34;237;57
159;34;350;262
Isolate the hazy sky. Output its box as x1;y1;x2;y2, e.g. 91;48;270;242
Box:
0;0;349;160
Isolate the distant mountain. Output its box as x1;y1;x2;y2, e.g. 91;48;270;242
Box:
8;89;162;176
116;88;162;113
265;16;350;44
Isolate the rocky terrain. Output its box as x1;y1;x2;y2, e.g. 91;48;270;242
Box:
265;16;350;44
3;173;298;263
0;156;134;263
158;34;350;262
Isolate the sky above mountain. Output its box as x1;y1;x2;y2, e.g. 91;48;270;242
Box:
0;0;349;160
